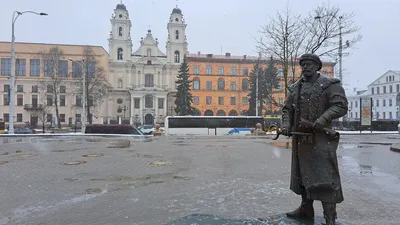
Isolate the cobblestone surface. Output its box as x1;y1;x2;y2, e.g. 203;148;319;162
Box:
0;135;399;225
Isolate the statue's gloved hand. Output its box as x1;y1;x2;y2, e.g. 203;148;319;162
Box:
281;124;291;136
313;117;328;131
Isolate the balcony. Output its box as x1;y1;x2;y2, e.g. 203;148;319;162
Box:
130;84;169;91
24;104;44;111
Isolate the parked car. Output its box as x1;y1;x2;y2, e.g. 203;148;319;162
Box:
85;124;143;135
139;125;155;135
2;127;36;134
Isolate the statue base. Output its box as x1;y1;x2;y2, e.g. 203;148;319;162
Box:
167;213;344;225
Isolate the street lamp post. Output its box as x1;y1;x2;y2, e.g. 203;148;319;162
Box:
68;58;86;133
9;11;47;134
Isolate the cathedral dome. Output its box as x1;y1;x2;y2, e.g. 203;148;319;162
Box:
172;7;182;15
116;4;127;11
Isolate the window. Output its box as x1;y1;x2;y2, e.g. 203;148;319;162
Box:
383;86;387;93
218;97;224;105
397;84;400;92
134;98;140;109
145;95;153;108
47;95;53;106
30;59;40;76
147;60;152;65
17;85;23;92
389;98;392;106
17;114;23;122
58;60;68;76
230;66;236;75
60;86;66;93
383;112;386;119
47;114;53;123
147;49;151;57
206;81;212;90
32;95;38;107
206;66;212;75
206;96;212;105
17;95;23;106
117;48;123;60
145;74;154;87
390;85;393;93
355;112;358;118
242;97;248;105
377;87;380;94
158;98;164;109
47;84;53;93
3;94;9;106
355;101;358;108
76;95;82;106
60;114;66;122
60;95;66;106
193;96;199;105
242;79;249;90
175;30;179;40
230;97;236;105
218;67;224;75
86;61;96;77
119;27;123;36
371;87;374;95
88;95;94;106
243;67;249;76
193;66;199;74
376;99;379;107
1;58;11;75
174;51;180;63
44;60;54;76
383;99;386;107
118;79;123;88
75;114;81;123
231;82;236;91
32;85;38;93
4;84;10;92
16;59;26;76
218;78;225;90
389;112;393;119
72;61;82;77
3;114;9;122
193;78;200;90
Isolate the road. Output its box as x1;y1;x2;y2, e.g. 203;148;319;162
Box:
0;135;399;225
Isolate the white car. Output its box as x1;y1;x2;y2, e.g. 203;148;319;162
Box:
139;125;155;135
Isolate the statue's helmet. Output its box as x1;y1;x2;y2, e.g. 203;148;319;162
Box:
299;53;322;71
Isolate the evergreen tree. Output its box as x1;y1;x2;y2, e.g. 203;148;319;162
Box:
174;57;193;115
264;57;280;113
248;61;263;116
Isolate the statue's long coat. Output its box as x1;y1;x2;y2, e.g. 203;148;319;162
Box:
282;74;348;203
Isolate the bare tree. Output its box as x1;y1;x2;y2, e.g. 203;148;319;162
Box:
73;46;110;124
37;47;67;129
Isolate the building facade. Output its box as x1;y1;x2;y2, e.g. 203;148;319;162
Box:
104;4;187;125
187;53;336;116
348;70;400;121
0;42;109;127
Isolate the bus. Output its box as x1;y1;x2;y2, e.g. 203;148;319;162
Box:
0;119;5;134
164;116;265;136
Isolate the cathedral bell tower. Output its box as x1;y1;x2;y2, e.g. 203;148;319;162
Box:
108;3;133;62
166;7;188;65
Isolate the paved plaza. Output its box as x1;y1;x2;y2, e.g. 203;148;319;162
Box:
0;134;399;225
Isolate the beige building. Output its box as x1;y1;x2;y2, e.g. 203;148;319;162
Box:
0;42;109;128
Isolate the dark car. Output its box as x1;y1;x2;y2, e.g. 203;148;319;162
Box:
85;124;143;135
3;127;36;134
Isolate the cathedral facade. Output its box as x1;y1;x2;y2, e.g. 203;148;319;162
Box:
103;4;188;125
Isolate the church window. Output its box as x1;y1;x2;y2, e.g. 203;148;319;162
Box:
175;18;179;22
174;51;180;63
117;48;123;60
175;30;179;40
147;49;152;57
119;27;123;36
118;79;123;88
145;95;153;108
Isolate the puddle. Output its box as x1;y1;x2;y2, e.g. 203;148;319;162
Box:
82;154;104;158
359;164;373;175
52;148;83;153
148;160;173;166
173;175;192;180
86;188;102;194
62;161;87;166
16;154;34;158
64;178;79;182
132;154;159;159
271;142;291;149
340;145;373;149
0;161;8;165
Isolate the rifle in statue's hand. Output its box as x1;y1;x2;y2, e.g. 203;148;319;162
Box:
299;118;340;139
268;124;313;140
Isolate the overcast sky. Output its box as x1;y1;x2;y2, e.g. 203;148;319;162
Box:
1;0;399;92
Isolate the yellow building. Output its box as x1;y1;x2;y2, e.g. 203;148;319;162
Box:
0;41;109;127
187;53;335;116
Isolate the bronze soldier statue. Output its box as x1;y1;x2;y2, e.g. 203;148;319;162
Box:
281;53;348;225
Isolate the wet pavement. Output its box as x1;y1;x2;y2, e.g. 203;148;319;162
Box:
0;135;399;225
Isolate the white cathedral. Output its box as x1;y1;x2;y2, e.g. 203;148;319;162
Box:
102;3;188;125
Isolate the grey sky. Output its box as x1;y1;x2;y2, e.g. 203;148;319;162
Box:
1;0;399;92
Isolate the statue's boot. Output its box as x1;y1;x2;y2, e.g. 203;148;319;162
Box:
322;202;337;225
286;191;314;218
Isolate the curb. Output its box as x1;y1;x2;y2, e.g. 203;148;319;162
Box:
390;145;400;152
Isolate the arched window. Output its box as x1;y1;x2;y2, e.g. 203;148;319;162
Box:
119;27;123;36
145;95;153;108
217;110;226;116
218;78;225;90
204;110;214;116
174;51;180;63
117;79;123;88
193;77;200;90
242;79;249;90
147;49;152;57
145;74;154;87
117;48;123;60
229;110;238;116
175;30;179;40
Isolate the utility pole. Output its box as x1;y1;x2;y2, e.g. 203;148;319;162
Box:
338;16;343;83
